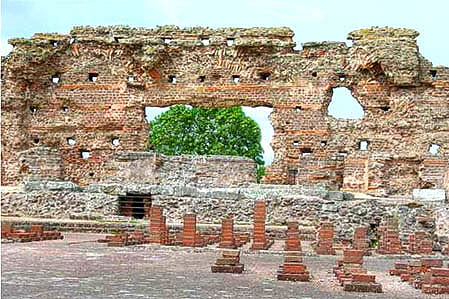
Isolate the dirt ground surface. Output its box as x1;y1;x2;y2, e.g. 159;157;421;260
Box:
2;233;448;299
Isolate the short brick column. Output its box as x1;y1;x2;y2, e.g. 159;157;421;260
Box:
219;215;236;249
334;249;382;293
251;201;272;250
183;214;197;247
149;205;164;244
285;221;301;251
315;222;335;255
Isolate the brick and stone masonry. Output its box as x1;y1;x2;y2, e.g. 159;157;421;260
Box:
377;220;402;254
407;231;433;255
277;251;310;282
422;267;449;294
211;250;244;274
149;205;168;244
219;215;236;249
388;258;444;289
315;222;336;255
182;213;207;247
250;201;273;250
2;26;448;196
284;221;302;251
2;223;63;242
352;227;370;254
277;221;310;281
183;214;197;247
334;249;382;293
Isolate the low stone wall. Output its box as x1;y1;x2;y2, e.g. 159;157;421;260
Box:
1;181;448;248
104;151;257;187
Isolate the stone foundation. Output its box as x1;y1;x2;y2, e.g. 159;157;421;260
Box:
1;180;448;247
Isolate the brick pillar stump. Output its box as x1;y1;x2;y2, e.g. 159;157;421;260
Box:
149;205;164;244
183;214;197;247
219;215;236;249
211;250;244;273
334;249;382;293
285;221;301;251
251;201;272;250
314;222;336;255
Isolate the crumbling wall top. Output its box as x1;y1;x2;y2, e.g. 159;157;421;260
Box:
348;26;419;41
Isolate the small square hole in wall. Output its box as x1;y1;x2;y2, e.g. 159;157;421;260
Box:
168;75;177;84
50;40;58;47
69;37;76;44
312;71;318;77
51;74;60;84
198;75;206;82
232;75;240;83
114;37;120;43
89;172;94;177
429;144;440;155
80;151;91;159
164;38;172;44
62;106;69;113
321;141;327;147
127;75;134;82
33;137;39;144
293;140;299;146
67;138;76;146
301;148;312;157
226;38;235;46
359;140;369;151
338;75;346;82
112;138;120;146
430;70;437;80
295;106;302;112
29;106;37;115
260;72;271;80
88;73;98;82
201;38;210;46
380;106;390;112
338;151;348;157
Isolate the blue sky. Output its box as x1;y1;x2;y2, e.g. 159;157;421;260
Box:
2;0;448;164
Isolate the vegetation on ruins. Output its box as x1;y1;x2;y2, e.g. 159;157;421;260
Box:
148;105;265;180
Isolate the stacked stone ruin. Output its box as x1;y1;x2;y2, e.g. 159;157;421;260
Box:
149;205;169;245
2;25;447;199
377;219;402;254
219;215;236;249
211;250;244;274
183;214;204;247
250;201;273;250
277;221;310;282
105;230;147;247
389;258;448;294
334;249;382;293
352;227;370;254
407;231;433;255
1;224;63;242
314;222;336;255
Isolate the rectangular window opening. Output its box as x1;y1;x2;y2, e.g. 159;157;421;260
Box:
118;194;151;219
359;140;369;151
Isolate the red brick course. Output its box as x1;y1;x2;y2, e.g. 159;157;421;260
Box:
250;201;272;250
314;222;335;255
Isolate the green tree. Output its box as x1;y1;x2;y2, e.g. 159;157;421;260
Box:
148;105;264;167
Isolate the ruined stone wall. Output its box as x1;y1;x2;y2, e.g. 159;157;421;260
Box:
2;26;448;194
16;148;256;187
2;181;448;247
104;151;256;187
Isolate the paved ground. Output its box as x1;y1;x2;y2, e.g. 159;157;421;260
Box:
1;233;447;299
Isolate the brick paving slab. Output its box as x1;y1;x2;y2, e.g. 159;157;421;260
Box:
2;233;447;299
